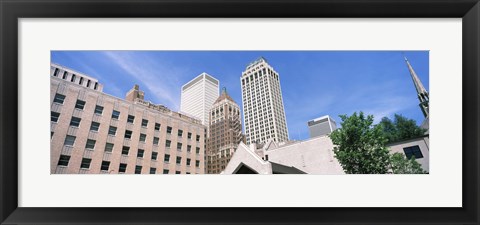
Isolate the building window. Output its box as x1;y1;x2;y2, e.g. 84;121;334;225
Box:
90;122;100;131
187;132;192;139
127;115;135;123
86;80;91;88
94;82;98;90
101;161;110;171
62;71;68;79
51;132;54;139
178;130;183;137
139;133;146;142
141;119;148;127
187;145;191;153
196;135;200;142
70;117;81;128
166;126;172;134
196;147;200;154
265;155;269;161
122;146;130;155
175;171;181;174
53;93;66;104
51;111;60;122
176;156;182;165
112;110;120;119
104;143;114;152
186;158;191;166
165;140;171;148
79;77;84;85
135;165;142;174
403;145;424;159
137;149;144;158
64;135;76;146
177;143;182;151
94;105;104;114
53;68;59;77
151;152;158;160
80;158;92;169
75;100;86;110
153;137;159;145
71;74;76;82
57;155;70;166
119;163;127;173
108;126;117;135
164;154;170;163
154;123;161;131
163;169;169;174
124;130;132;139
85;139;96;149
150;167;156;174
195;160;200;167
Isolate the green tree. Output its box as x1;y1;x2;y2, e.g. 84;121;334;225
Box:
378;114;427;143
330;112;391;174
389;153;427;174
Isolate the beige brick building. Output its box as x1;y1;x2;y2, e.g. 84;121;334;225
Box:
206;88;244;174
50;63;206;174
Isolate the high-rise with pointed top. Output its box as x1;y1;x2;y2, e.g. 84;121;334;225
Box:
240;57;289;144
206;87;244;174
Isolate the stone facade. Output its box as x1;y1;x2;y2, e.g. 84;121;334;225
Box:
50;64;206;174
206;88;244;174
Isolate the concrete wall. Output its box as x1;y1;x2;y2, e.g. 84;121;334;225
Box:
387;136;429;172
265;136;345;174
222;143;272;174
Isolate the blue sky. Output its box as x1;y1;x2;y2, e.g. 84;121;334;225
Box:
51;51;429;141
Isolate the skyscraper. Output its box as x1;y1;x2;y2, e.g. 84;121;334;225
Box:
307;115;337;138
180;73;219;126
206;88;244;174
240;57;289;144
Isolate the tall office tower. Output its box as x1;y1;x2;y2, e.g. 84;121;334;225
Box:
307;115;337;138
240;57;289;144
206;88;244;174
51;63;206;174
404;57;429;118
181;73;219;126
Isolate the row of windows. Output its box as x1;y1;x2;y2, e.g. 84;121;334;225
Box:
58;154;199;174
62;134;202;155
53;68;99;90
53;94;201;139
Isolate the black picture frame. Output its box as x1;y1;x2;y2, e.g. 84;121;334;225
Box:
1;0;479;224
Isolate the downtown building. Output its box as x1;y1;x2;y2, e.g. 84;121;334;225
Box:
50;63;206;174
241;57;289;144
180;72;219;126
307;115;337;138
206;88;244;174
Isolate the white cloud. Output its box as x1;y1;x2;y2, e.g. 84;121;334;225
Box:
102;52;182;110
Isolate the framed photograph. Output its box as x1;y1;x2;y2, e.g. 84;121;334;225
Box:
1;0;479;224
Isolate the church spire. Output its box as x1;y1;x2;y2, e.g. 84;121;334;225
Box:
404;56;429;118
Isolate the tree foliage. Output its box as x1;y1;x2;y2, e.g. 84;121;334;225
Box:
389;153;427;174
379;114;427;143
330;112;390;174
